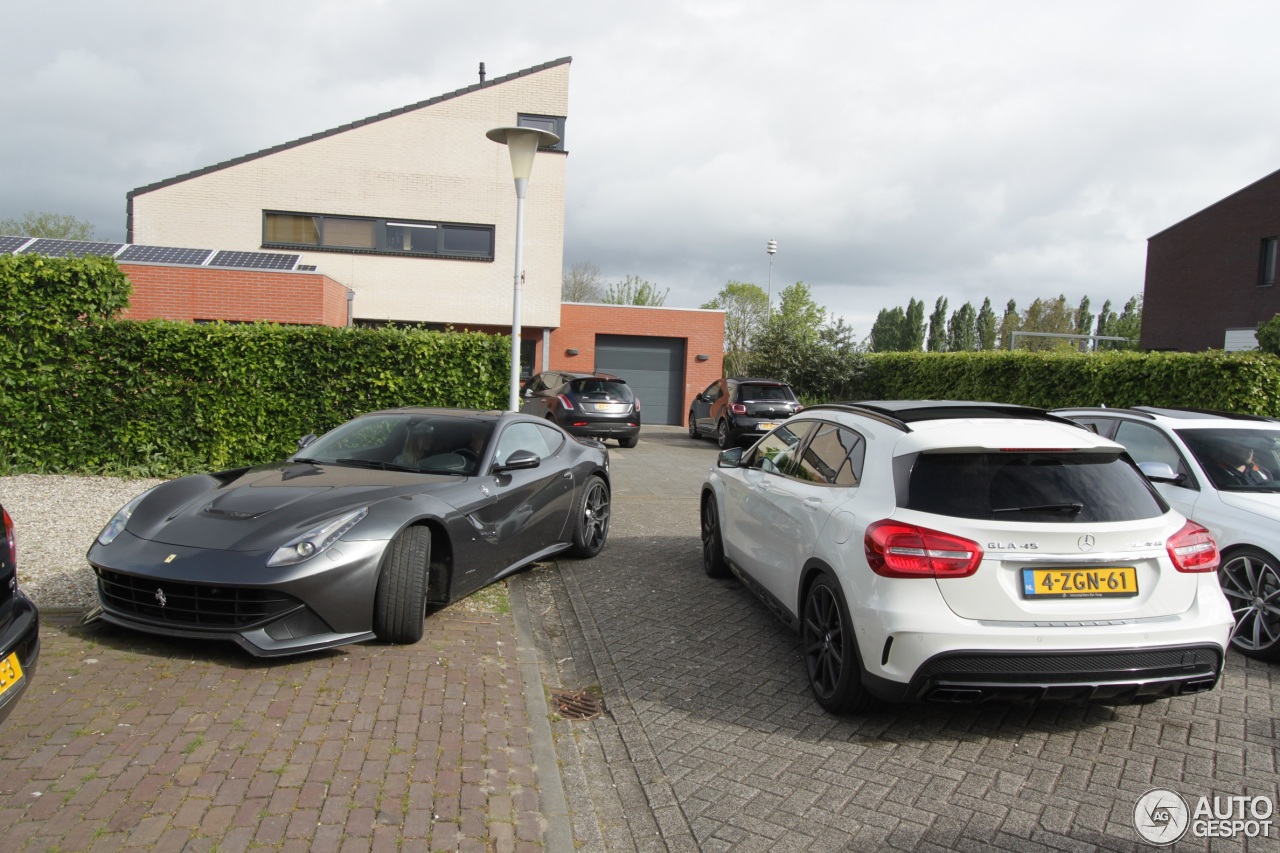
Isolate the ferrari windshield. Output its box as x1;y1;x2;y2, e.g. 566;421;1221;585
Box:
295;413;495;475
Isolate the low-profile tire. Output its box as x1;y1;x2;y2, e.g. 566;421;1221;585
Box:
617;436;638;448
1219;546;1280;661
569;475;611;557
716;420;732;450
373;526;431;645
701;494;730;578
688;413;699;440
802;573;874;714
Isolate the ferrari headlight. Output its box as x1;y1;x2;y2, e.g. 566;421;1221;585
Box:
267;507;368;567
96;489;154;546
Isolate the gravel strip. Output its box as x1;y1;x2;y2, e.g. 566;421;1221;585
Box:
0;474;164;611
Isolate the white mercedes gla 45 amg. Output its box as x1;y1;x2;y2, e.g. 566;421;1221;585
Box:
699;401;1234;713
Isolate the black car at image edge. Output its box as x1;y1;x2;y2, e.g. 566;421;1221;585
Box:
0;503;39;726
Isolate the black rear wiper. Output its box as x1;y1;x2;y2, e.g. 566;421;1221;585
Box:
291;457;322;465
993;502;1084;516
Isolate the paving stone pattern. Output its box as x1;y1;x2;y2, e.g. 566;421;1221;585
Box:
2;425;1278;852
521;426;1280;852
0;599;546;852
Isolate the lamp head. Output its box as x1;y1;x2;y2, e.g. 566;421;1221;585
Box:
486;126;561;181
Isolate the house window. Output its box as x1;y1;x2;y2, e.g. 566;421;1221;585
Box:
1261;237;1278;287
263;211;494;260
518;114;566;150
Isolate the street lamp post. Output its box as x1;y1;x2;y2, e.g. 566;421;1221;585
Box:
486;125;561;411
766;239;777;314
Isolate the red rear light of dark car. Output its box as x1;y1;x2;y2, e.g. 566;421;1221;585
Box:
557;394;575;411
1167;520;1219;573
730;403;747;415
864;520;983;579
2;505;14;569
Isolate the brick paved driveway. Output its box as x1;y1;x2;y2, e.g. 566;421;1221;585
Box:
522;426;1280;853
2;426;1278;852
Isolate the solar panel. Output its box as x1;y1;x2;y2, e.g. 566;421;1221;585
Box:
118;244;214;266
209;250;299;270
297;264;317;271
0;236;32;254
21;239;125;258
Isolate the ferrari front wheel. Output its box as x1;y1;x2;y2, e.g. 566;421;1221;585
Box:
373;525;431;644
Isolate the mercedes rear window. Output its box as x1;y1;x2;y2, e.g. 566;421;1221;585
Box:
905;452;1167;522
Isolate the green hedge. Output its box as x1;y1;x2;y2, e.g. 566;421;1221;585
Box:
0;255;508;476
857;350;1280;416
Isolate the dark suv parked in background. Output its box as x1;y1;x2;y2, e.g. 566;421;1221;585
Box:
688;377;803;449
520;371;641;447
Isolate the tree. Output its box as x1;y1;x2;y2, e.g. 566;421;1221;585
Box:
1074;295;1094;349
927;296;949;352
562;260;603;302
905;297;926;351
702;280;768;376
1021;295;1075;350
1095;299;1116;343
1256;313;1280;355
869;306;909;352
1111;295;1143;349
602;274;669;307
947;302;978;352
0;211;96;240
771;282;826;344
997;299;1021;350
976;298;998;351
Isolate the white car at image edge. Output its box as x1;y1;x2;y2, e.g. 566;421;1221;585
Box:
700;401;1235;714
1055;405;1280;662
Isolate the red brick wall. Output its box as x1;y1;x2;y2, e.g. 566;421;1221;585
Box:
548;303;725;424
1143;169;1280;351
120;264;350;327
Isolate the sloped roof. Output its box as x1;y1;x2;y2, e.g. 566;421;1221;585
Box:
1148;164;1280;241
127;56;572;201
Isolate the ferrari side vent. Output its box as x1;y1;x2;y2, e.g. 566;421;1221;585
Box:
95;569;301;629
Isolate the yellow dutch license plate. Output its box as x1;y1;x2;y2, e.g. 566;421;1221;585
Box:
1021;567;1139;599
757;422;778;431
0;651;23;700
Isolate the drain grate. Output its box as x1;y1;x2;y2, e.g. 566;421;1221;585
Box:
551;688;603;721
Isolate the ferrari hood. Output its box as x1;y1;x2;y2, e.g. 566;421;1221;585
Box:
127;462;464;551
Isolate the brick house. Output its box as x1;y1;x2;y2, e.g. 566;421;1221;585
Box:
3;58;725;424
1142;167;1280;351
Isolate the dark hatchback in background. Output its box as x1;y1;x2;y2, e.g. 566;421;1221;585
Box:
0;503;39;726
520;371;641;448
688;377;803;449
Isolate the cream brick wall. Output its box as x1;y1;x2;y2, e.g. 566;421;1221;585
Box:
131;63;569;328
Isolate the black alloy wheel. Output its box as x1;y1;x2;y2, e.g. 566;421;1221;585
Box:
569;475;611;557
801;574;872;713
700;494;730;578
688;412;699;439
1219;546;1280;660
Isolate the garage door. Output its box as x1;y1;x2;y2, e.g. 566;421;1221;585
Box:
594;335;686;426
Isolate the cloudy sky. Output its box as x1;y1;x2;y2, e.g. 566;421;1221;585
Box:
4;1;1279;338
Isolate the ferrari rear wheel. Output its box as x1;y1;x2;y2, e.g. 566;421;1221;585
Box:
373;525;431;644
569;475;610;557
